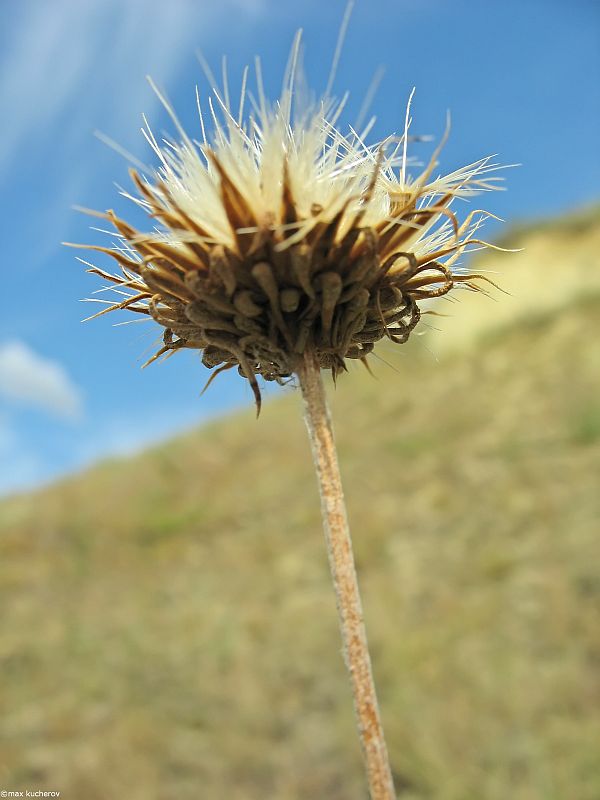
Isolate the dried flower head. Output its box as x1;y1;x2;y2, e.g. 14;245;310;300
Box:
72;35;504;412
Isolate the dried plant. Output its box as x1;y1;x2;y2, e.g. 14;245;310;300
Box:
68;28;506;800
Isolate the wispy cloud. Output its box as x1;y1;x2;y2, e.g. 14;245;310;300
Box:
0;0;269;275
0;340;84;420
0;0;266;181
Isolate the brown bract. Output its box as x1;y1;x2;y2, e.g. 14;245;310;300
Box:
75;155;494;414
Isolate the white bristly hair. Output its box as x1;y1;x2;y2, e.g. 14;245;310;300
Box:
130;30;507;261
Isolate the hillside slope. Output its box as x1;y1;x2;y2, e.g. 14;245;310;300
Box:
428;204;600;352
1;209;599;800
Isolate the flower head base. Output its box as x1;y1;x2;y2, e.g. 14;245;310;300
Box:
74;41;505;412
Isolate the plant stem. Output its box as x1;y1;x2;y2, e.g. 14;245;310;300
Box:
296;350;396;800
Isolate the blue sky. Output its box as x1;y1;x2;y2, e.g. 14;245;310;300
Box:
1;0;599;495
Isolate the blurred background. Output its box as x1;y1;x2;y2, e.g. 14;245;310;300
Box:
1;0;599;494
0;1;599;798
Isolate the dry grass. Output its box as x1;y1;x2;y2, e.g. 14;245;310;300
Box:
1;209;599;798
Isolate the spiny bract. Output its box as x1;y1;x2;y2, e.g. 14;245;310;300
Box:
74;35;505;412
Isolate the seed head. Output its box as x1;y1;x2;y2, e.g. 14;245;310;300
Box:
72;38;505;413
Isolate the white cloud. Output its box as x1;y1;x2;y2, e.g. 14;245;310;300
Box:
0;0;270;267
0;0;267;179
0;340;84;420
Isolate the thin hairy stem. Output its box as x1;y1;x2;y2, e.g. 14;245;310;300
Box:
296;349;396;800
